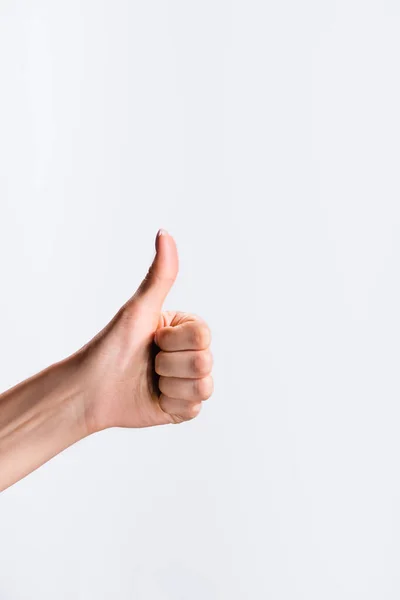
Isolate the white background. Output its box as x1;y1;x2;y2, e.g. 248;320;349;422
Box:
1;1;400;598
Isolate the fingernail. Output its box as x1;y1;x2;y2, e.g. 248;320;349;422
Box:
157;228;168;237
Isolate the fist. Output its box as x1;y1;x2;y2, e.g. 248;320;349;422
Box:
75;229;214;433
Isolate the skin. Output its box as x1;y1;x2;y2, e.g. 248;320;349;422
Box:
0;229;213;492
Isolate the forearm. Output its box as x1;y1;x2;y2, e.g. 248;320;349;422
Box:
0;354;89;492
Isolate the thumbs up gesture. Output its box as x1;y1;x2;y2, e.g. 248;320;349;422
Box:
75;229;214;434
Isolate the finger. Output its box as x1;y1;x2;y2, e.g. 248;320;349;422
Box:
159;395;202;424
158;375;214;401
155;319;211;351
155;349;213;379
130;229;179;313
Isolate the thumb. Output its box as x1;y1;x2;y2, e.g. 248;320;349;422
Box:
131;229;179;313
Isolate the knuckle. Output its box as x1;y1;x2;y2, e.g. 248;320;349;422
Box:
192;351;212;376
186;402;202;421
194;376;213;400
191;324;211;348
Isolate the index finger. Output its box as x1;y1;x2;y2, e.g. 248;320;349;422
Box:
154;319;211;351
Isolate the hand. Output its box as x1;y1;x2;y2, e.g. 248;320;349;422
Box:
75;229;214;433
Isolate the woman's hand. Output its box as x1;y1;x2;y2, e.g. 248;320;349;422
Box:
0;229;213;492
75;229;214;434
